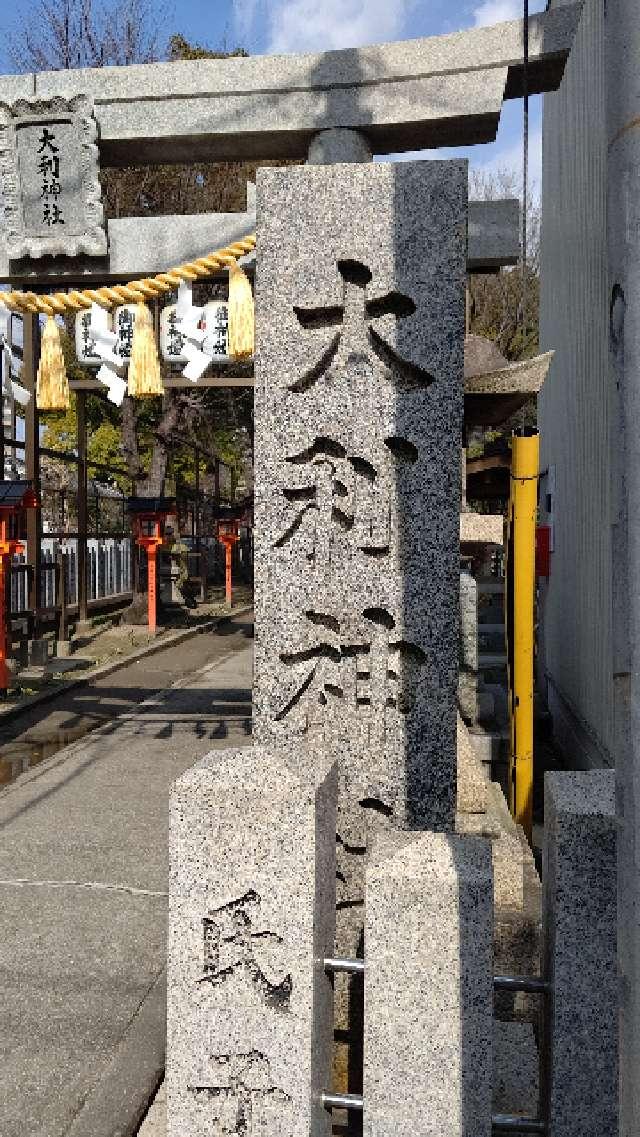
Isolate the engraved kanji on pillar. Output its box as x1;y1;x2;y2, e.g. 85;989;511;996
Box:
254;161;467;833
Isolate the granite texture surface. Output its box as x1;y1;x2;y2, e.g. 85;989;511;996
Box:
459;568;479;725
167;746;337;1137
543;770;618;1137
364;828;493;1136
254;160;467;839
456;713;489;814
307;128;372;164
457;780;525;911
460;511;504;545
3;7;582;163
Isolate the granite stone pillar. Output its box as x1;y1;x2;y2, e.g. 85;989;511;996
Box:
307;128;373;164
254;159;467;837
543;771;618;1137
167;747;337;1137
364;829;494;1136
253;161;466;1120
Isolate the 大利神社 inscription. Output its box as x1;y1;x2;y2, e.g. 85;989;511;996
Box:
0;94;107;259
254;161;466;833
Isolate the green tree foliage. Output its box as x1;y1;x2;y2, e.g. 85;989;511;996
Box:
167;34;248;61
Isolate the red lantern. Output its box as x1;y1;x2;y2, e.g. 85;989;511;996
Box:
216;517;240;606
127;497;176;633
0;481;39;691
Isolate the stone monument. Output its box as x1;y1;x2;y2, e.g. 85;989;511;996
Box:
253;159;466;836
167;157;497;1137
168;748;338;1137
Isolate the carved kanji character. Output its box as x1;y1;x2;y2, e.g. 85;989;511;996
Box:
200;890;292;1011
276;608;426;727
42;201;64;226
37;127;59;154
38;152;60;180
290;258;433;394
189;1052;292;1136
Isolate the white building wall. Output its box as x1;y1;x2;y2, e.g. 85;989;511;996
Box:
538;0;613;768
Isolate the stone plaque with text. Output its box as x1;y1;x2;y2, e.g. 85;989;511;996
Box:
0;94;107;260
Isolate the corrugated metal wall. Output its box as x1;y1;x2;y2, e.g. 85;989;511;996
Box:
538;0;614;766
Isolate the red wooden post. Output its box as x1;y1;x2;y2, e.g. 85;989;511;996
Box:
0;482;38;693
225;540;233;606
147;543;157;633
0;517;8;693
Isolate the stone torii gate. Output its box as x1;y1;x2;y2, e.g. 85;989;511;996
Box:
0;10;616;1137
0;4;581;286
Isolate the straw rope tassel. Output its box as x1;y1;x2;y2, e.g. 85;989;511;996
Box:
227;261;254;361
127;302;163;397
36;316;70;411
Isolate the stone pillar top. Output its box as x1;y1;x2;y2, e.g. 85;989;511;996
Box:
545;768;616;817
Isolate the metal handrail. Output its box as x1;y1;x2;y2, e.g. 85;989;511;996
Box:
322;1093;363;1112
494;975;551;995
492;1116;545;1133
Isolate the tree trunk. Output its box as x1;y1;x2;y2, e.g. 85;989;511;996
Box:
137;391;184;496
121;395;141;483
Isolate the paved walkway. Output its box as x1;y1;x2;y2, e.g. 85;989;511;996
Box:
0;613;252;784
0;613;253;1137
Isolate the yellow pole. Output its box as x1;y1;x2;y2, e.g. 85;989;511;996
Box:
507;430;539;842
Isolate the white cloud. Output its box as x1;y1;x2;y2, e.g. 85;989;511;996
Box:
266;0;412;55
472;0;520;27
234;0;261;42
472;0;547;28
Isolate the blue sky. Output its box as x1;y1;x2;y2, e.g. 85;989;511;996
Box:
0;0;545;188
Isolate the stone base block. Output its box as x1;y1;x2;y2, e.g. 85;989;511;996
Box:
167;745;338;1137
364;828;493;1136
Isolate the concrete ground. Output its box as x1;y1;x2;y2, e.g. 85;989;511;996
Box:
0;613;253;1137
0;608;251;785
